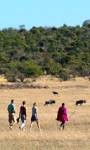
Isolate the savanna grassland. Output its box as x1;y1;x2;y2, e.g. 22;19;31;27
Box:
0;76;90;150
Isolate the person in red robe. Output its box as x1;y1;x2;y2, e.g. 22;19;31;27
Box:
57;103;68;129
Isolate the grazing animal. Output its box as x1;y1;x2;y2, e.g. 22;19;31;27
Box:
76;100;86;106
44;100;56;105
52;91;58;95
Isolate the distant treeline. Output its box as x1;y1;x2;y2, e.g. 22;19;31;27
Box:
0;21;90;82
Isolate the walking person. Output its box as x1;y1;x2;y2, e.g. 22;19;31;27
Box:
56;103;68;129
7;99;16;129
30;102;40;129
18;101;27;130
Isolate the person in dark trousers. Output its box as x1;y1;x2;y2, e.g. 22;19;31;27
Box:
56;103;68;129
19;101;26;130
30;102;40;129
7;99;16;129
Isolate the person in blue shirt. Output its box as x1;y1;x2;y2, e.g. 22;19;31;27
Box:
30;102;40;129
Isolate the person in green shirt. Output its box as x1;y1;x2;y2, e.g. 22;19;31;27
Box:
7;99;16;129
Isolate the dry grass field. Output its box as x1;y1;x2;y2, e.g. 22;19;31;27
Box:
0;76;90;150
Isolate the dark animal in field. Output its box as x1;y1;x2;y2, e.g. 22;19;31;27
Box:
52;91;58;95
76;100;86;106
44;100;56;105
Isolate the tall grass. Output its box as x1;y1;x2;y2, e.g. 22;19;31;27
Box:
0;77;90;150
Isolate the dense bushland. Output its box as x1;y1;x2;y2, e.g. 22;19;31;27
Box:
0;21;90;81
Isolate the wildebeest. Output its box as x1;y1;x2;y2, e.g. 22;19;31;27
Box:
76;100;86;106
52;91;58;95
44;100;56;105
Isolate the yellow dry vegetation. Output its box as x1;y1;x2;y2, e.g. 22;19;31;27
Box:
0;76;90;150
0;75;7;83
